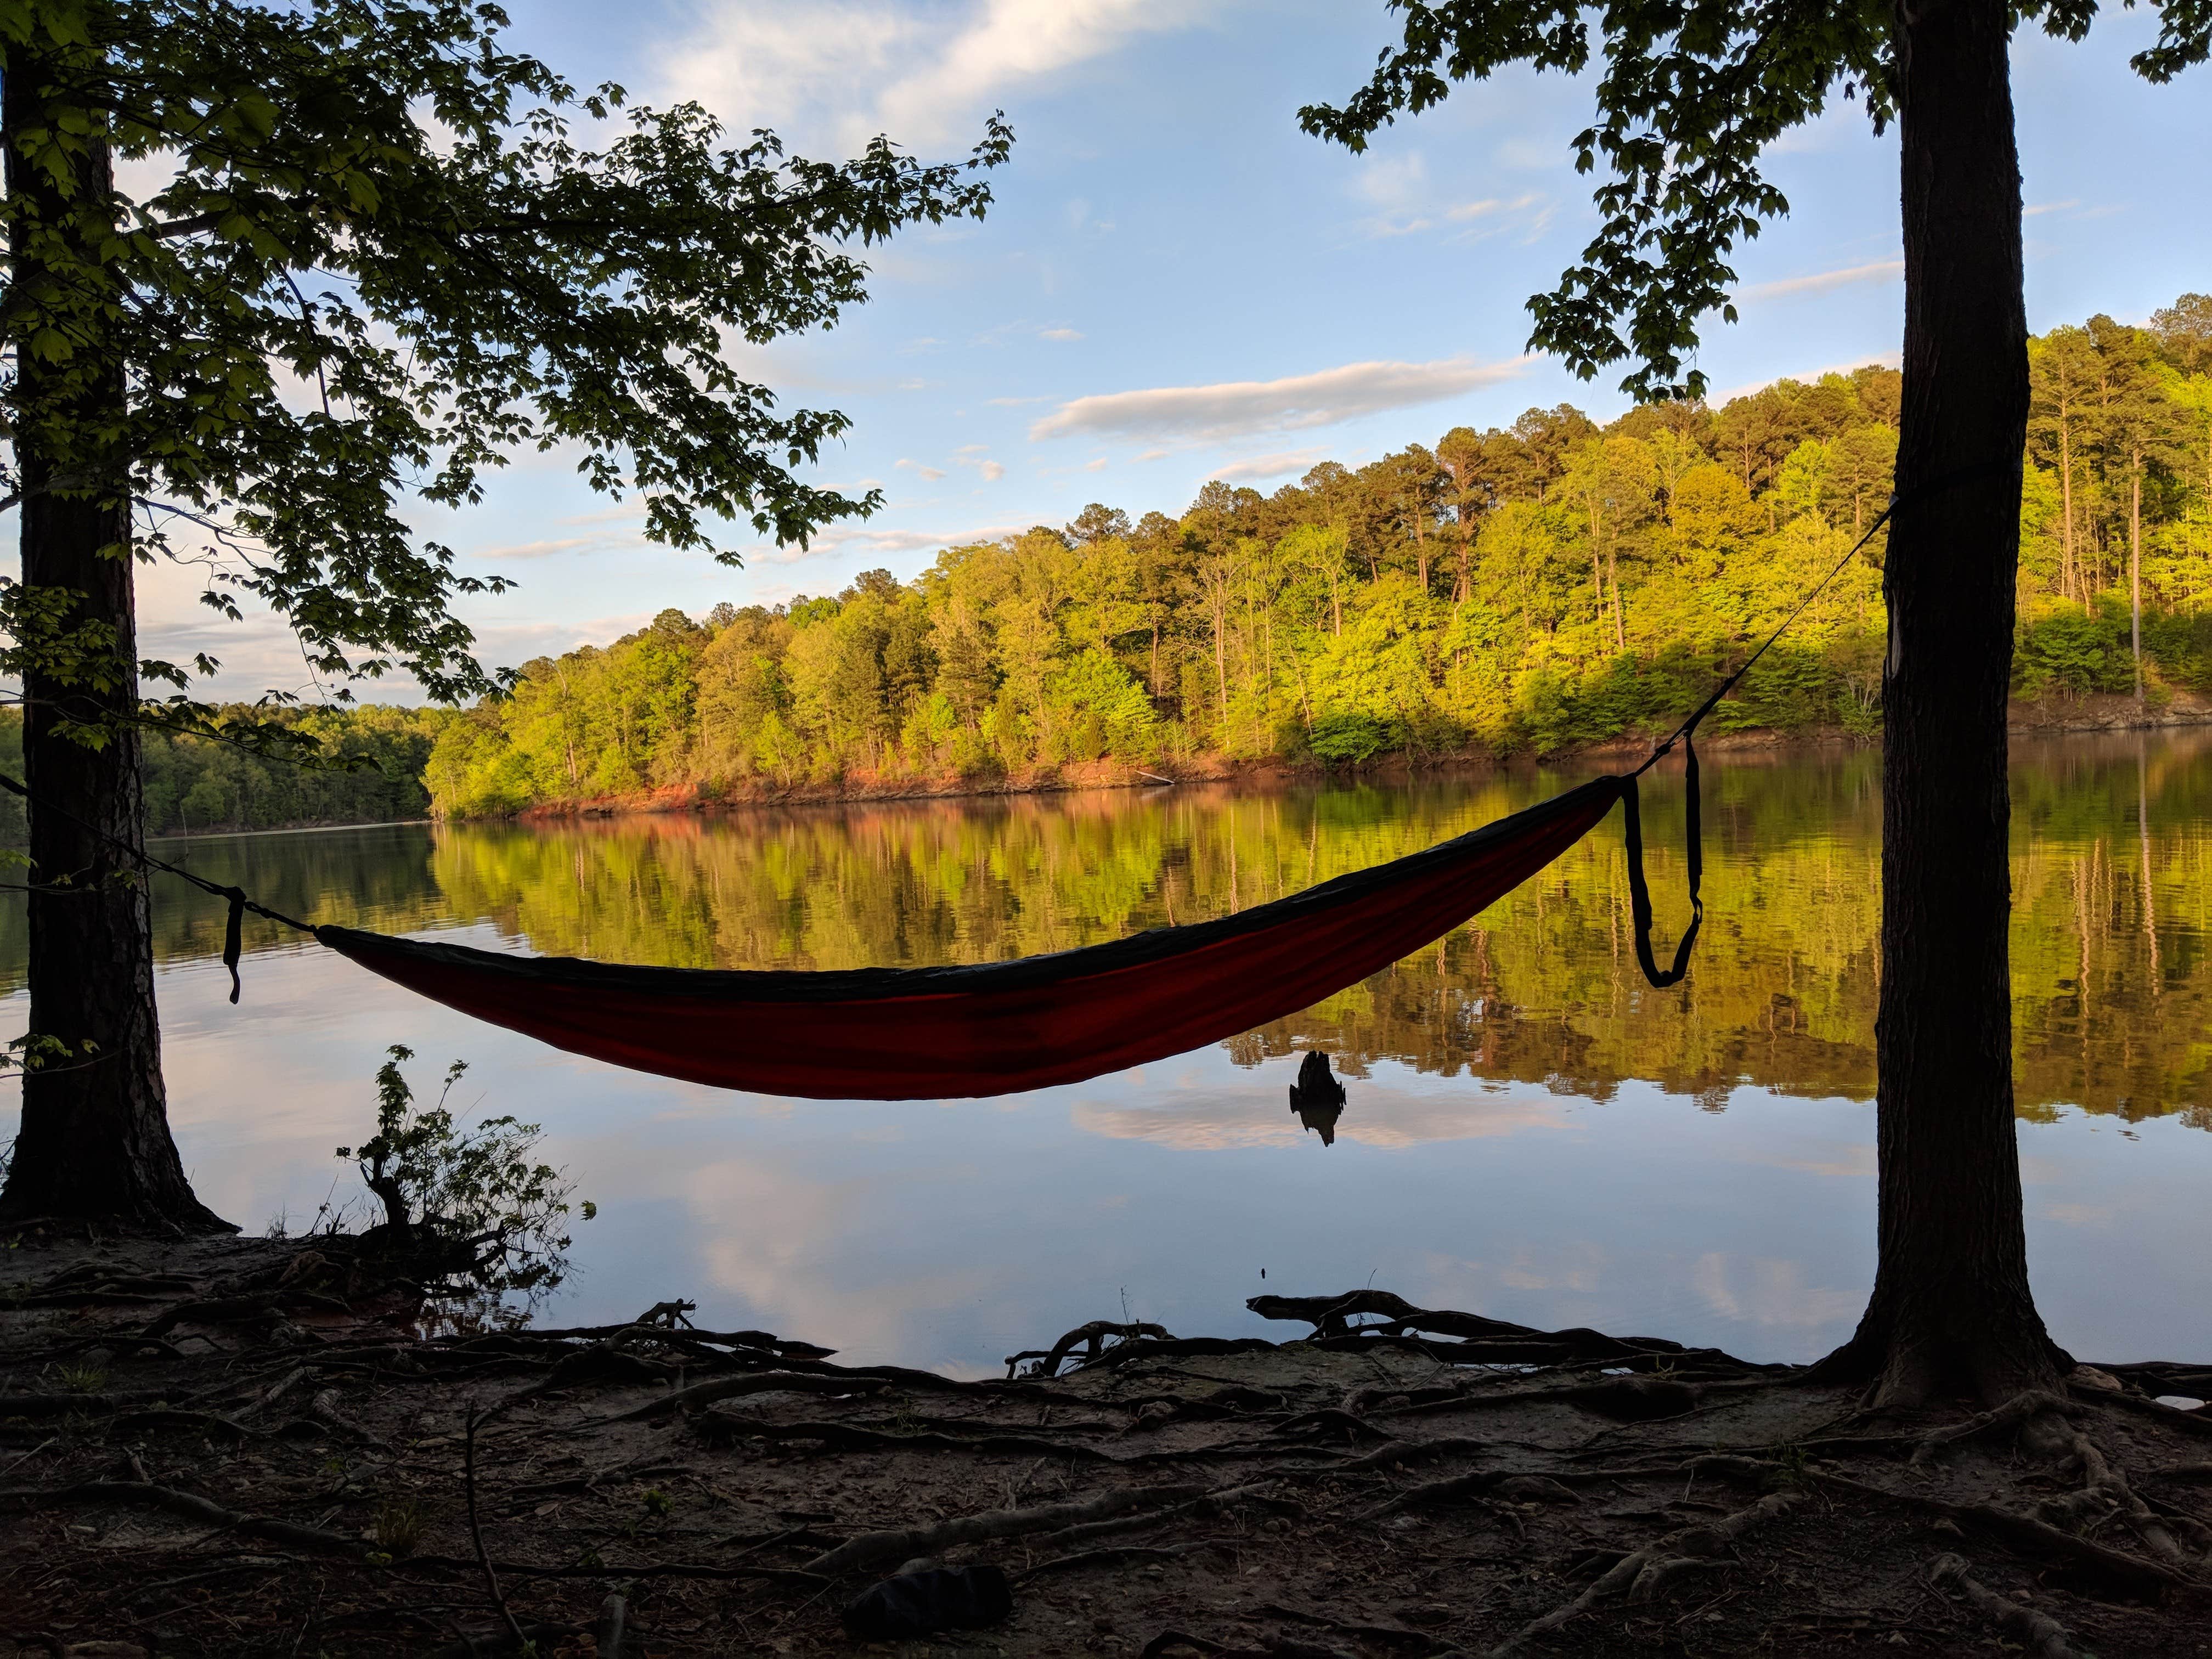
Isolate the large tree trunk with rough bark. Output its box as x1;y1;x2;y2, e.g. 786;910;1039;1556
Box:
1816;0;2061;1404
0;58;227;1230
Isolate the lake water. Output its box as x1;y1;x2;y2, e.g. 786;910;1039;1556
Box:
5;730;2211;1376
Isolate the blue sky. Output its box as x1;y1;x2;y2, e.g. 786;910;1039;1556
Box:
144;1;2212;701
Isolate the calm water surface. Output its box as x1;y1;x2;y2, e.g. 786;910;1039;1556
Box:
5;731;2210;1374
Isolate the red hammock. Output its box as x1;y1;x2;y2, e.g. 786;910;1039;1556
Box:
314;764;1701;1100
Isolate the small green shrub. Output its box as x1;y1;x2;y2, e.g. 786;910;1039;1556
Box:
337;1046;594;1299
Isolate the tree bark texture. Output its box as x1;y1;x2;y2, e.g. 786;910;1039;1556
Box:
0;57;226;1228
2130;461;2143;705
1820;0;2059;1403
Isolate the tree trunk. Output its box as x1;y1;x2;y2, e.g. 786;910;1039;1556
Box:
2129;458;2143;706
1608;546;1626;651
0;63;227;1229
1815;0;2061;1405
2058;413;2076;602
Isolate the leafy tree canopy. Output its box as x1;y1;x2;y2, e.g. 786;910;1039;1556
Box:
0;0;1010;707
1298;0;2210;399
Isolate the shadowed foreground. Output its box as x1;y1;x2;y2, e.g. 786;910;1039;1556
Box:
4;1229;2210;1657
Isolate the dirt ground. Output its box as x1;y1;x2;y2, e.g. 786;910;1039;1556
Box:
5;1223;2211;1658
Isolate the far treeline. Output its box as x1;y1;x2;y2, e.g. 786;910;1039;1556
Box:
0;707;438;840
426;297;2212;818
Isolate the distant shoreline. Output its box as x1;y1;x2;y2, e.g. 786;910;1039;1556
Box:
453;692;2212;823
107;697;2212;837
148;817;435;842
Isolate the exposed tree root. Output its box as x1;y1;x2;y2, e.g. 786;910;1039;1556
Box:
1246;1289;1778;1375
803;1483;1215;1575
0;1477;368;1555
1481;1491;1800;1656
2019;1402;2191;1565
1017;1538;1237;1584
1927;1552;2086;1658
1908;1388;2075;1463
1006;1319;1175;1378
597;1369;893;1422
1910;1387;2204;1570
11;1247;2212;1657
1806;1468;2193;1596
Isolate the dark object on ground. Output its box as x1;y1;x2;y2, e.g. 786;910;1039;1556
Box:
1288;1051;1346;1146
840;1564;1014;1639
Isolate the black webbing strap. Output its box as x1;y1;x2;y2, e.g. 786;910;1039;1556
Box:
0;770;315;1004
1620;732;1702;988
1613;452;2021;989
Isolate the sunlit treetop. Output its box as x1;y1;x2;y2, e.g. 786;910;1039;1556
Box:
1299;0;2210;401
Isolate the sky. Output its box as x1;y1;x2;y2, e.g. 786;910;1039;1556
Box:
139;0;2212;702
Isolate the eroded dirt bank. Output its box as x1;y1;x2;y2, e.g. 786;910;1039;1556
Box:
5;1226;2211;1657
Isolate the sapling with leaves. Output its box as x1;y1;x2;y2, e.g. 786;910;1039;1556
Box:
338;1045;595;1298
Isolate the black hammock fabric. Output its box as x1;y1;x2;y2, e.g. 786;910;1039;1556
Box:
313;751;1703;1101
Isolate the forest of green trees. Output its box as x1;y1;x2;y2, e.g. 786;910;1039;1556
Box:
423;298;2212;818
9;299;2199;836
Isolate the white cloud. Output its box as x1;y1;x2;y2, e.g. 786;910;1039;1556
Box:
1029;355;1530;444
1083;457;1109;471
1361;189;1551;245
895;458;949;482
2025;199;2080;217
948;448;1007;483
752;520;1029;562
470;535;597;561
1135;448;1168;462
1040;326;1085;342
1353;150;1427;208
658;0;1223;151
1209;447;1330;483
1447;195;1528;222
474;612;658;667
1445;192;1552;243
1742;258;1903;302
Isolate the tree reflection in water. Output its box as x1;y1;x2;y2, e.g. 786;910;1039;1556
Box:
13;727;2208;1131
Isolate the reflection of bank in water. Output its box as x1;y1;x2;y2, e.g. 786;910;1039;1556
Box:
1289;1049;1346;1147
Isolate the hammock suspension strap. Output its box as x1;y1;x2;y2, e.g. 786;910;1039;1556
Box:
0;771;314;1003
1615;489;1903;988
